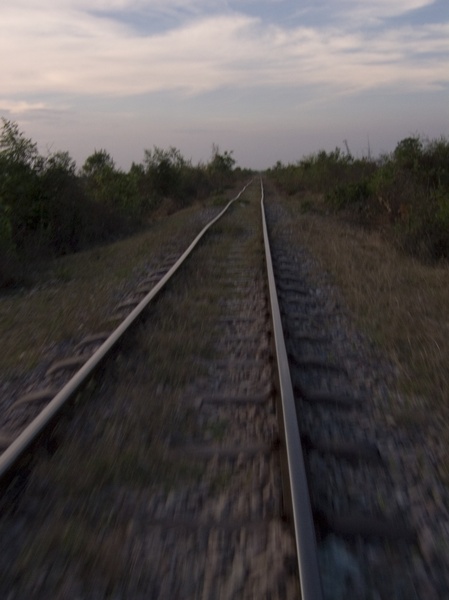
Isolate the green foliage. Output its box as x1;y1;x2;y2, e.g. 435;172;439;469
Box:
0;119;43;254
268;147;374;198
326;180;371;211
0;124;134;285
144;146;187;199
437;192;449;227
0;119;241;288
207;144;236;191
393;136;423;171
140;144;237;205
81;149;115;178
45;150;77;175
81;149;143;223
425;138;449;189
268;135;449;262
0;198;18;287
0;118;43;171
208;144;235;173
375;136;449;260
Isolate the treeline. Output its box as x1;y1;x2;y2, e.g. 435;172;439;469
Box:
268;135;449;262
0;119;245;288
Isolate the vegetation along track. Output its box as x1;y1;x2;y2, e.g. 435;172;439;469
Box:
0;178;423;598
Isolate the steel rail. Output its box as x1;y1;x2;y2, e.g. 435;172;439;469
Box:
0;181;252;483
260;178;324;600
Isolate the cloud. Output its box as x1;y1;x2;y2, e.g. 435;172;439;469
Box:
1;2;448;109
7;0;219;15
0;100;51;114
339;0;435;21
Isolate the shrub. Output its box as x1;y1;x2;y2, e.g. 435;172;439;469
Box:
268;135;449;262
326;180;371;211
268;148;375;198
0;120;244;288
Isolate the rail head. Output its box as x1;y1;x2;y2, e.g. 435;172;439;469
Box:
0;181;253;483
260;177;324;600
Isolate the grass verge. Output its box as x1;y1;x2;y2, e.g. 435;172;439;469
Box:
270;184;449;417
0;201;224;375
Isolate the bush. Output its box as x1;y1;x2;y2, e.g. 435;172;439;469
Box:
326;180;371;211
0;120;244;288
268;148;375;197
376;137;449;260
268;135;449;262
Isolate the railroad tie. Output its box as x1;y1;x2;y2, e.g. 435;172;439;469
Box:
286;331;331;344
199;389;274;407
46;355;90;377
277;282;309;295
10;388;58;410
301;435;382;465
295;387;362;410
74;332;111;353
316;511;416;543
115;298;142;311
176;442;277;460
288;349;348;374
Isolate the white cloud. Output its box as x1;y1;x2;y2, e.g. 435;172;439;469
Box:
291;0;437;30
6;0;218;14
0;3;448;112
340;0;434;20
0;100;52;114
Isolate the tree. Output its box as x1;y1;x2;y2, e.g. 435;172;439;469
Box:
0;118;43;171
393;136;423;172
208;144;235;173
81;149;115;178
80;149;118;205
45;150;77;176
207;144;236;191
144;146;188;197
0;119;45;249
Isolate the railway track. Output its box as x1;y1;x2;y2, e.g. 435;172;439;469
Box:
0;179;418;598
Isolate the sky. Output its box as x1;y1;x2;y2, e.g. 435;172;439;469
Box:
1;0;448;170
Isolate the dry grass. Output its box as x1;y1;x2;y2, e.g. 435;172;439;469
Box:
277;192;449;413
0;203;217;375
